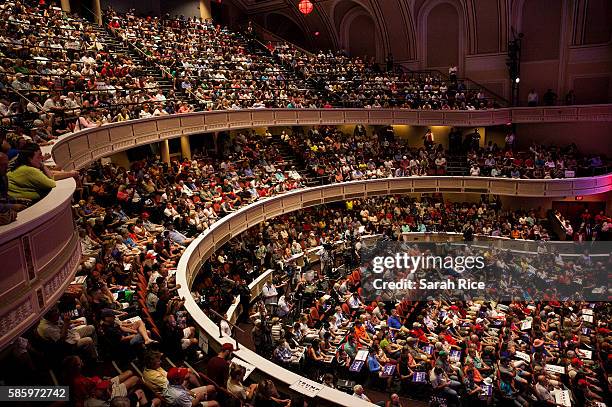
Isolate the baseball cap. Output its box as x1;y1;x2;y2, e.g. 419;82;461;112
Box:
221;343;235;352
167;367;190;382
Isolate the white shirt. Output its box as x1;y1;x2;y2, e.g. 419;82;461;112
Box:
262;283;278;304
348;295;363;309
220;319;232;337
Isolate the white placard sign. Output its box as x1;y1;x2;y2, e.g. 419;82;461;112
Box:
290;378;324;398
581;308;593;316
576;348;592;360
582;314;594;323
552;389;571;407
515;351;531;362
521;319;532;331
355;349;369;361
545;364;566;374
230;357;256;379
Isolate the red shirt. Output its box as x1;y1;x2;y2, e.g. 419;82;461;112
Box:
206;356;230;388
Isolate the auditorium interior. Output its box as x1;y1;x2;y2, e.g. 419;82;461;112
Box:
0;0;611;406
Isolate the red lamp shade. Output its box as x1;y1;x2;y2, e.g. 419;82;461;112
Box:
298;0;314;15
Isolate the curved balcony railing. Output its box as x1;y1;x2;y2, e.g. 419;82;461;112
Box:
1;105;610;351
0;178;80;349
51;106;612;171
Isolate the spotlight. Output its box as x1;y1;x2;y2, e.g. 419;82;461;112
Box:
515;77;520;83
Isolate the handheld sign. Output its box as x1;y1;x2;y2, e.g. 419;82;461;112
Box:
413;372;427;383
515;351;531;363
576;349;592;360
521;319;532;331
381;364;396;377
545;364;566;375
355;349;369;361
349;360;364;372
480;384;493;397
552;389;571;407
449;350;461;362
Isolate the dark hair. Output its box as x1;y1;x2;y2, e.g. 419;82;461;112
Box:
12;142;41;170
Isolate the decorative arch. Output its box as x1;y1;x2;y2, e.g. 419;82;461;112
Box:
417;0;467;72
337;4;382;61
332;0;386;61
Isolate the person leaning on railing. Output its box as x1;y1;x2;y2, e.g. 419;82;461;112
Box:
7;141;78;203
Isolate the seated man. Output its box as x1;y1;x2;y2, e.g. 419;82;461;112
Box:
430;366;461;406
84;377;156;407
163;367;218;407
273;339;294;365
37;307;97;361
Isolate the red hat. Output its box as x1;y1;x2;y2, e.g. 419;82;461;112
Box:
365;306;374;313
449;305;459;311
167;367;190;382
221;343;235;352
90;377;111;391
577;379;588;386
597;327;611;334
571;358;583;366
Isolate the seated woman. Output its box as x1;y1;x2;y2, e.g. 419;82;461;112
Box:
8;142;77;202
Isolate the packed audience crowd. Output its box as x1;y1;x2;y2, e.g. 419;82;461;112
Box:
0;0;513;151
107;8;322;110
2;131;316;406
284;126;607;183
197;194;611;405
0;0;190;138
274;44;496;110
1;3;611;405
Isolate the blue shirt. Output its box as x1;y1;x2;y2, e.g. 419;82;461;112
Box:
163;384;192;407
367;354;381;373
168;230;188;245
387;315;402;330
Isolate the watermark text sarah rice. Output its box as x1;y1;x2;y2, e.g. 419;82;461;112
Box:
370;253;486;291
372;277;485;290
